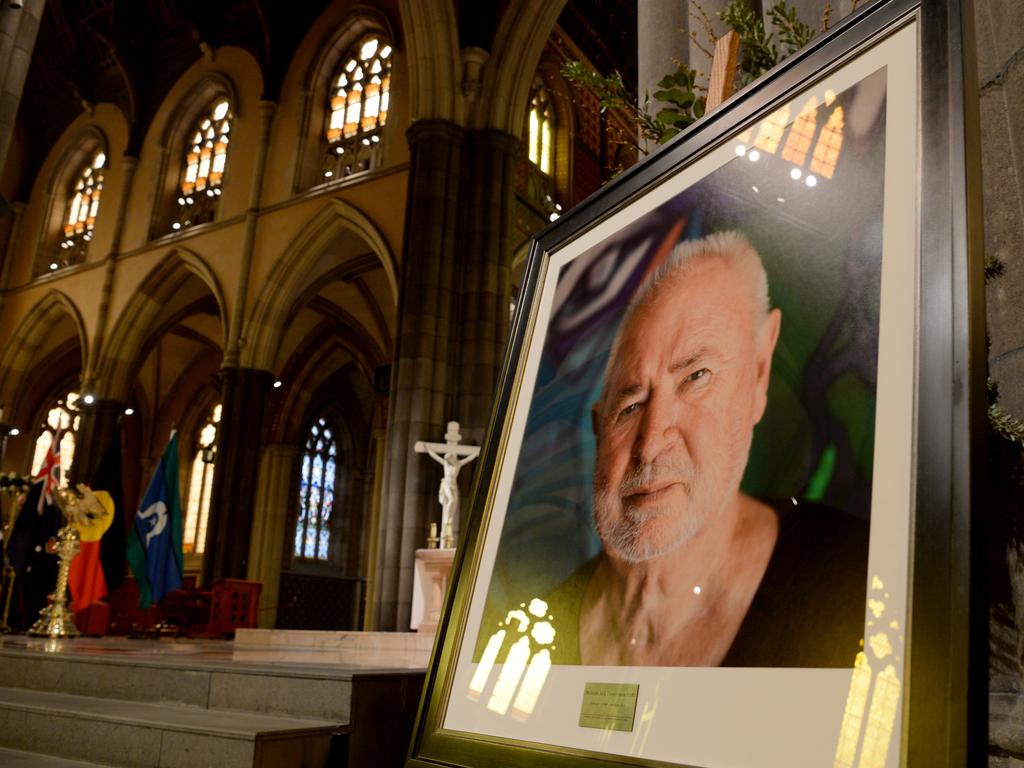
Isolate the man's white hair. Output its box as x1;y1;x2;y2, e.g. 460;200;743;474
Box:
599;231;771;410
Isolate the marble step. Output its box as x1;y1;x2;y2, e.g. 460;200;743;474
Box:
0;687;335;768
0;747;110;767
0;646;356;722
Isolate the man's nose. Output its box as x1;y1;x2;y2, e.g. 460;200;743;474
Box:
633;392;680;464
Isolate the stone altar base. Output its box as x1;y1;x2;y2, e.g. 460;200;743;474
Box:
0;633;425;768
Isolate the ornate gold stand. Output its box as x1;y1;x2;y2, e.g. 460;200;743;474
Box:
28;523;80;638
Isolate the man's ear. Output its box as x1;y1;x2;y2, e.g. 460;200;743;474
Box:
752;308;781;424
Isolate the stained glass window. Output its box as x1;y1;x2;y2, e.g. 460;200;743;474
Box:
172;100;232;233
184;404;220;554
321;36;392;181
55;152;106;269
31;391;80;481
295;417;337;561
528;86;553;176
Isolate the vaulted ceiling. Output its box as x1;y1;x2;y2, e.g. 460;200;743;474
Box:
13;0;636;198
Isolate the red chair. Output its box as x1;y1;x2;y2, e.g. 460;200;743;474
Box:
205;579;262;636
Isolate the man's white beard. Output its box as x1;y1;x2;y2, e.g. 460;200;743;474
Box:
593;441;751;565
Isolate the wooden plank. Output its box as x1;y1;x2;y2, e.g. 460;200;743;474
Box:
705;30;740;114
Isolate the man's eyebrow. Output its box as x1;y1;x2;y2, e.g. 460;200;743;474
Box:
668;347;709;373
612;383;643;400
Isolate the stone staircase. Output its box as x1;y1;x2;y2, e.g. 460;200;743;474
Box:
0;637;425;768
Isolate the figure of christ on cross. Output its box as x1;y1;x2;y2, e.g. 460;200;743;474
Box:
414;421;481;548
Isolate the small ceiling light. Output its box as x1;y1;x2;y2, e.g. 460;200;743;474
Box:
324;170;334;178
273;380;283;389
124;407;135;416
8;427;19;437
49;262;59;270
82;394;96;405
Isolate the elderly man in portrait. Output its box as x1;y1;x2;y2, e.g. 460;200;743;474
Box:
547;231;869;668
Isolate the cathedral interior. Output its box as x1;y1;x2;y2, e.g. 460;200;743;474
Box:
0;0;1023;765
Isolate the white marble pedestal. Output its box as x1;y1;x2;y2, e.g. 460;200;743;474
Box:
410;548;455;633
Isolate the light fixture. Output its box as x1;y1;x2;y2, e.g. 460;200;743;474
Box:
82;394;96;405
124;407;135;416
8;427;19;437
49;262;59;270
273;380;283;389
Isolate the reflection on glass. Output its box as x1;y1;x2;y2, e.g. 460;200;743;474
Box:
754;106;790;154
487;636;531;715
510;648;551;720
811;106;844;179
781;96;819;167
629;683;659;756
833;576;902;768
469;629;506;700
470;599;557;720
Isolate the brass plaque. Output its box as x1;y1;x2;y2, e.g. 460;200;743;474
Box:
578;682;639;732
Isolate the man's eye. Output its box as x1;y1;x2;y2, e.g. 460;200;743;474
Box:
686;368;711;384
618;402;641;419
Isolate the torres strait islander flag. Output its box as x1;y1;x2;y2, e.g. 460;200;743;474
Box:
126;432;184;609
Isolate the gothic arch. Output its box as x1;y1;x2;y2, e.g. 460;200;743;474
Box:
244;199;398;371
0;290;88;416
149;72;242;238
398;0;461;124
98;248;227;402
477;0;567;135
291;6;399;191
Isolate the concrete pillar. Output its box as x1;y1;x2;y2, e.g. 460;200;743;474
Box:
69;398;124;485
246;443;298;628
362;427;387;629
0;1;44;177
203;367;273;583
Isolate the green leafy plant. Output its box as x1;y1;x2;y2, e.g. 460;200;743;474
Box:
562;0;819;152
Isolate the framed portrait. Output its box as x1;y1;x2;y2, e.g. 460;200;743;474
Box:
408;0;986;766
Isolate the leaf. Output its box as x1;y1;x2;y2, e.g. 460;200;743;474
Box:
657;74;678;89
655;108;682;124
693;99;705;118
653;88;687;103
657;127;682;144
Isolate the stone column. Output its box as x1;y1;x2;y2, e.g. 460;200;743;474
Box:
0;1;45;178
375;119;463;630
362;427;387;628
374;120;521;630
69;399;124;485
638;0;690;111
453;129;518;444
246;443;298;628
203;367;272;583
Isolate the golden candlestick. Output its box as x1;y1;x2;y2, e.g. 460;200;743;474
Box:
426;522;440;549
28;485;107;638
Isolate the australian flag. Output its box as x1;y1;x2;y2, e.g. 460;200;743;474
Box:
6;430;64;629
126;432;183;609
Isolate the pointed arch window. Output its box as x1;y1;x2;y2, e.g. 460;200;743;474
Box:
294;417;337;561
55;152;106;269
528;85;554;176
321;36;392;181
172;100;232;233
31;391;80;481
184;404;220;554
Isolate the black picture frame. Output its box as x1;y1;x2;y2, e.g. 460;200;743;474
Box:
407;0;986;765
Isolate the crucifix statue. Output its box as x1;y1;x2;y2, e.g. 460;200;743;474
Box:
414;421;480;549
